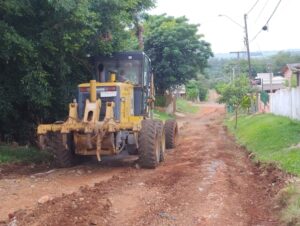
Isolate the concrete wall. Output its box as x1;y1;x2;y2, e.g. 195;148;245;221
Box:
270;87;300;120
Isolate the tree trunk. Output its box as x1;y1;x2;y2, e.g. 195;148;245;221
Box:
234;108;238;129
137;24;144;50
134;17;144;50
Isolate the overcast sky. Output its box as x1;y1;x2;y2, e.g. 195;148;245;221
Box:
149;0;299;54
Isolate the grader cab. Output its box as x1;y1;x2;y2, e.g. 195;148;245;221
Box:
37;51;178;168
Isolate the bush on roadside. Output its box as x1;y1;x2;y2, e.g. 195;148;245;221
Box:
0;145;52;164
176;98;198;114
155;95;167;107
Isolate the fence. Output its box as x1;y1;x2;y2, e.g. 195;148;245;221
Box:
270;87;300;120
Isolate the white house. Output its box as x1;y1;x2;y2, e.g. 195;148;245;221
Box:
255;73;285;92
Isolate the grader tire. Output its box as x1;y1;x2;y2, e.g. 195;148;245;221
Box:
138;119;160;169
154;120;166;162
47;133;78;168
127;144;138;155
164;119;178;149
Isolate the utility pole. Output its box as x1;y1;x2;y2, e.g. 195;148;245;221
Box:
244;14;252;78
219;14;252;78
270;72;273;93
230;51;247;76
267;64;273;93
232;67;236;81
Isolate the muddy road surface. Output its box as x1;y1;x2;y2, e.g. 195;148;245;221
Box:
1;103;284;226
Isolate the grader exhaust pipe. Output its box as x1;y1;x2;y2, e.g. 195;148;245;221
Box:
90;80;97;103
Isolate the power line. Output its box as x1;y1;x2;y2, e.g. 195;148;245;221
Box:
255;0;270;23
247;0;260;15
250;0;283;42
265;0;282;25
250;29;263;42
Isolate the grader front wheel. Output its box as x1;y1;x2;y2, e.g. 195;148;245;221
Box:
138;119;160;169
47;132;78;168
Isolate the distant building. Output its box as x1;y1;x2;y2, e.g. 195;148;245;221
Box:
282;63;300;87
254;73;285;92
175;85;186;98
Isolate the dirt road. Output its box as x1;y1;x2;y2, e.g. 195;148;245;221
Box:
1;103;285;226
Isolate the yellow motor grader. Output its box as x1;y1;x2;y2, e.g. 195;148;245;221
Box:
37;51;178;168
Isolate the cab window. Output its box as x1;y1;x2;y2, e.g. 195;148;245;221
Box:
97;60;142;85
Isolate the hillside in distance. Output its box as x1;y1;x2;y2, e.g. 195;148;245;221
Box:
214;49;300;59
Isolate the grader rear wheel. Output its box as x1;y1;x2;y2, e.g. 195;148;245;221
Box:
138;119;160;169
164;119;178;149
47;132;78;168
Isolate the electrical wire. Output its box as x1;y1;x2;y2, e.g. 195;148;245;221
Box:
265;0;282;25
250;0;283;42
250;29;263;42
255;0;270;23
247;0;260;15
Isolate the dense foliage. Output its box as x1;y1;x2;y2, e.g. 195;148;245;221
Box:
186;75;208;101
0;0;154;143
0;1;213;143
186;80;199;101
144;15;213;94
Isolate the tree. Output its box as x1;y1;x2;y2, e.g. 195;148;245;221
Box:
197;74;209;101
185;75;208;101
271;51;300;75
186;80;199;101
0;0;154;143
143;15;213;94
218;76;253;129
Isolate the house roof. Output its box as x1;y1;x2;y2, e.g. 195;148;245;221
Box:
283;63;300;73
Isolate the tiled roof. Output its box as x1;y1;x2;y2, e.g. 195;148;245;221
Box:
286;63;300;72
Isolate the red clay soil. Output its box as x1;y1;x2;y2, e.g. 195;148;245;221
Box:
1;103;286;226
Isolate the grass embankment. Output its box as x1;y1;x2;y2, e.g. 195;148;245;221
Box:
176;98;199;114
153;110;174;121
226;114;300;175
154;98;199;121
226;113;300;224
0;145;52;164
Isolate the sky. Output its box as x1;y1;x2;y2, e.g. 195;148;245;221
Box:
149;0;300;54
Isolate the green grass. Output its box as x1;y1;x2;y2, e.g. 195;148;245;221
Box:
276;183;300;225
226;113;300;225
0;145;52;164
153;110;174;121
226;114;300;176
176;98;199;114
